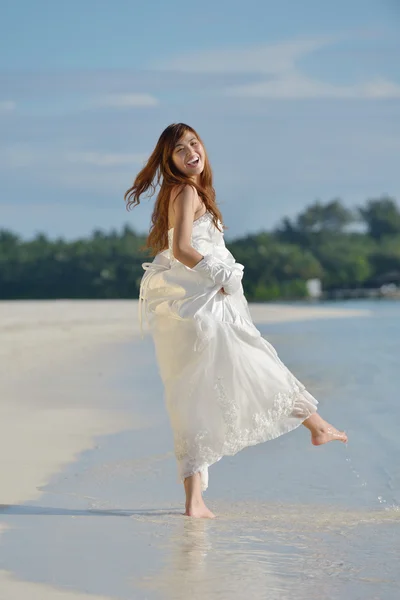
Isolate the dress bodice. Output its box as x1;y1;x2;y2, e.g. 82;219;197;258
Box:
168;211;225;264
139;210;242;338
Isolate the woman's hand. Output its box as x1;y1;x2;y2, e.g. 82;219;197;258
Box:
192;254;244;295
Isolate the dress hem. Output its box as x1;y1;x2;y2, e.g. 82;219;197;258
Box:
178;401;318;492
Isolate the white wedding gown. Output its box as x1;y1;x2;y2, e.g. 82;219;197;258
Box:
138;211;318;491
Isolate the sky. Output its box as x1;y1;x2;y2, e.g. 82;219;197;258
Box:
1;0;400;241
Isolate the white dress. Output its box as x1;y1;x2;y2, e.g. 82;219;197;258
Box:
138;211;318;491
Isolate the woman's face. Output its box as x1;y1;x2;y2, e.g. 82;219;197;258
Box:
171;130;205;180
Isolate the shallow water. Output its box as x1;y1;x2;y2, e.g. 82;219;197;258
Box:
1;300;399;598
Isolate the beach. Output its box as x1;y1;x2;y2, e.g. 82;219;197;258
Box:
1;299;399;599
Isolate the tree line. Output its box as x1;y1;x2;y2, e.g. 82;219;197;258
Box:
1;196;399;301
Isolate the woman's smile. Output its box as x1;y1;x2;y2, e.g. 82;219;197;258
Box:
186;156;200;168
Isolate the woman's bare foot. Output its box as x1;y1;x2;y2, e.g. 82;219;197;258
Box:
303;413;348;446
183;472;216;518
311;425;348;446
184;502;216;519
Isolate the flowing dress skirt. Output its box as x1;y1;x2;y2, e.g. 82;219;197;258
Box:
139;248;318;491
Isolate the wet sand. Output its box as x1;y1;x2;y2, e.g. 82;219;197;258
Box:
3;299;399;599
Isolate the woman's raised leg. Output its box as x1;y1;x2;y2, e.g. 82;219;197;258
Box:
303;412;348;445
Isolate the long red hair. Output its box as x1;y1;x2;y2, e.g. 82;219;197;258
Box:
124;123;226;257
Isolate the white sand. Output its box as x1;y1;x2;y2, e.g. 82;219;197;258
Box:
0;570;116;600
0;299;371;597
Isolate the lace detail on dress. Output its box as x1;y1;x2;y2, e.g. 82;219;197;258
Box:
173;373;316;490
215;376;239;438
192;210;212;228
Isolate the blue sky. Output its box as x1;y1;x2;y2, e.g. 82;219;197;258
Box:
1;0;399;240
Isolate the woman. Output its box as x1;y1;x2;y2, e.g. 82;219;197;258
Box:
124;123;347;519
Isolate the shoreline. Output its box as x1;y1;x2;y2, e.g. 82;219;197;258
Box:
0;301;398;600
0;298;371;505
0;299;371;597
0;298;371;380
0;297;371;333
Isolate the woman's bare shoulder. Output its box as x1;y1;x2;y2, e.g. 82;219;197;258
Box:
169;184;201;215
170;183;198;204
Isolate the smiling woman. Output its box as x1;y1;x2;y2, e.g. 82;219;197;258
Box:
124;123;223;257
123;123;348;520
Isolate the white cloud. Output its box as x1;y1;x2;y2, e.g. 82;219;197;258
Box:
154;35;400;100
94;93;158;108
66;151;148;167
153;37;332;74
226;73;400;99
0;100;16;112
0;145;148;170
361;78;400;98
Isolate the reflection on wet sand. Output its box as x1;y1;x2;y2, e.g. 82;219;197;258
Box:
137;501;400;600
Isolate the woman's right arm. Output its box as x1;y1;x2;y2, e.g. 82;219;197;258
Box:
171;185;241;295
171;185;205;268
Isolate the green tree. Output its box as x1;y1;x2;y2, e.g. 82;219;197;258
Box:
276;199;355;246
297;199;355;233
1;195;399;301
315;235;373;289
368;235;400;284
359;197;400;240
